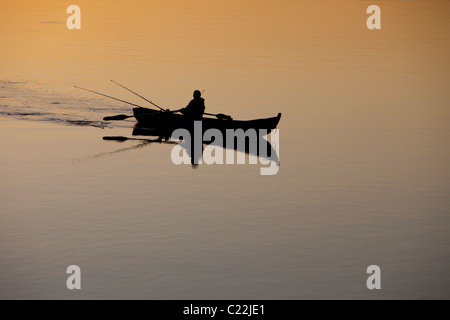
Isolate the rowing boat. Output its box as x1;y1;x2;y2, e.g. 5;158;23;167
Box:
132;107;281;132
75;84;282;132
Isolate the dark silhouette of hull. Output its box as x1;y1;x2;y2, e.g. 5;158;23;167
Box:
132;107;281;132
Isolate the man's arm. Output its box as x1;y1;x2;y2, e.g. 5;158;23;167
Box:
179;100;193;115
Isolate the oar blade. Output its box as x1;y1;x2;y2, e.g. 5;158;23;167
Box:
103;114;132;121
215;113;233;121
103;136;129;142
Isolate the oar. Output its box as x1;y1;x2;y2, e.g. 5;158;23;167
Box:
103;114;134;121
103;110;233;121
103;108;184;121
205;112;233;120
103;136;178;144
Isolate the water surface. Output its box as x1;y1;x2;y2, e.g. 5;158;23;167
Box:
1;0;450;299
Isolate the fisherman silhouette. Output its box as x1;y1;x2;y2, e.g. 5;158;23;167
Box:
179;90;205;120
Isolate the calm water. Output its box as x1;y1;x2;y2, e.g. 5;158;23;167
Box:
1;0;450;299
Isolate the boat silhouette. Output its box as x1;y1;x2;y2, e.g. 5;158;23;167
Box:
133;107;281;133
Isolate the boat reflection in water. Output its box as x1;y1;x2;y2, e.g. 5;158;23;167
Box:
103;124;279;174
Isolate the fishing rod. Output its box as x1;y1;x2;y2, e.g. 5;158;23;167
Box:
74;86;143;108
110;81;232;121
76;83;232;121
110;80;165;111
74;85;169;121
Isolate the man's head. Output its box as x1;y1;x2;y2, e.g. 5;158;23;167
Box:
193;90;201;99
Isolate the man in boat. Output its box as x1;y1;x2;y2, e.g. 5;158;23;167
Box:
179;90;205;120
